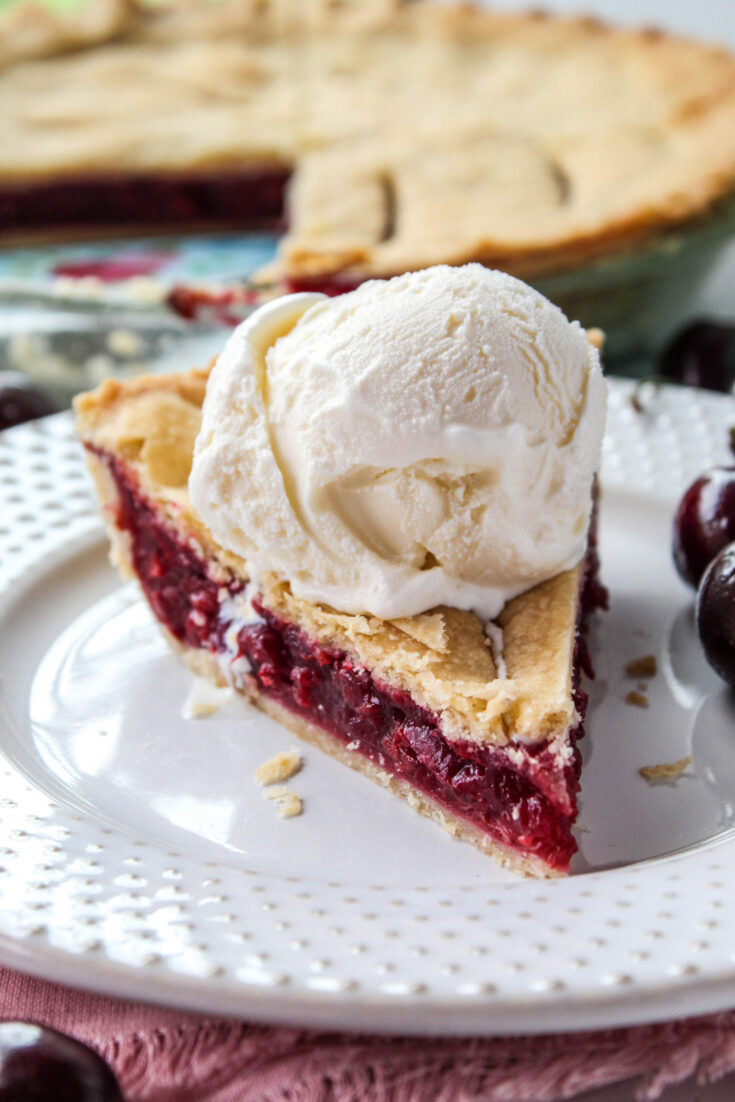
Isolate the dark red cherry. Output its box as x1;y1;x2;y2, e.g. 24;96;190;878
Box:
0;373;57;431
659;321;735;393
0;1022;123;1101
672;467;735;588
696;543;735;687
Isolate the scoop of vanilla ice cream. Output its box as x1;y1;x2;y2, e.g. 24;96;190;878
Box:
189;265;606;620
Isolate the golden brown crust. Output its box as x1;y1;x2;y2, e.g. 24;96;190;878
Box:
4;0;735;276
75;367;584;748
0;0;132;71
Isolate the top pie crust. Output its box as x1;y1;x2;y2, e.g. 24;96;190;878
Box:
3;0;735;279
75;369;583;750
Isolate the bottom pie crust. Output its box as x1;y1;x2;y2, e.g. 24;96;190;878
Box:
169;630;559;879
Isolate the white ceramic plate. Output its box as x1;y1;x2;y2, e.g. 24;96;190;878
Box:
1;379;735;1035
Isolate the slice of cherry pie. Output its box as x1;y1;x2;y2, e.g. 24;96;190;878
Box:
75;369;606;878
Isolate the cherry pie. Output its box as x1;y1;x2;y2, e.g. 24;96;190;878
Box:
75;370;607;878
3;0;735;288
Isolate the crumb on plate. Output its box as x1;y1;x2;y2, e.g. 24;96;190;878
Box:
254;748;302;786
625;655;657;678
626;690;649;708
263;786;302;819
639;756;692;784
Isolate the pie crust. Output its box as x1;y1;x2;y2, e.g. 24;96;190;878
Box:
3;0;735;281
75;368;606;877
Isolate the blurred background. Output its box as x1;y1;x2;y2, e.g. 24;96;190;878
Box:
497;0;735;329
497;0;735;338
489;0;733;38
1;0;735;424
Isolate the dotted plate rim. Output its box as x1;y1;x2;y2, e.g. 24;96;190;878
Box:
1;379;735;1035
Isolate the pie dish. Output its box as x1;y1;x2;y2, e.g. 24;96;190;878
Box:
3;0;735;290
74;370;607;879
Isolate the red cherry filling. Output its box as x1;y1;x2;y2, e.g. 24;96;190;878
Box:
93;445;244;650
52;253;173;282
285;276;364;298
166;284;261;326
0;168;289;236
167;276;367;325
91;447;602;872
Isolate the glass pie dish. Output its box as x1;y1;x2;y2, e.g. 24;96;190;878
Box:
531;193;735;369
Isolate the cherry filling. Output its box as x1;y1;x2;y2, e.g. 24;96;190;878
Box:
166;284;262;327
2;168;392;301
284;276;364;298
245;607;588;870
0;168;289;235
94;448;604;871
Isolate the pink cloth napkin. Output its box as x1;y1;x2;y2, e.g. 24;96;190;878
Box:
2;966;735;1101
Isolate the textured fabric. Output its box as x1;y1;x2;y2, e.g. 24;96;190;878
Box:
0;967;734;1100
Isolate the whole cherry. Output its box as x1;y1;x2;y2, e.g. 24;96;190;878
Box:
696;542;735;688
0;1022;123;1101
672;467;735;588
0;373;57;432
659;321;735;393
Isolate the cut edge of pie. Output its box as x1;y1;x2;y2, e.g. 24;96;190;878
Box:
74;368;607;879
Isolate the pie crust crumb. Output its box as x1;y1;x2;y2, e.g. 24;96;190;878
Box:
639;756;692;784
625;690;649;708
254;748;302;787
625;655;658;678
263;786;303;819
